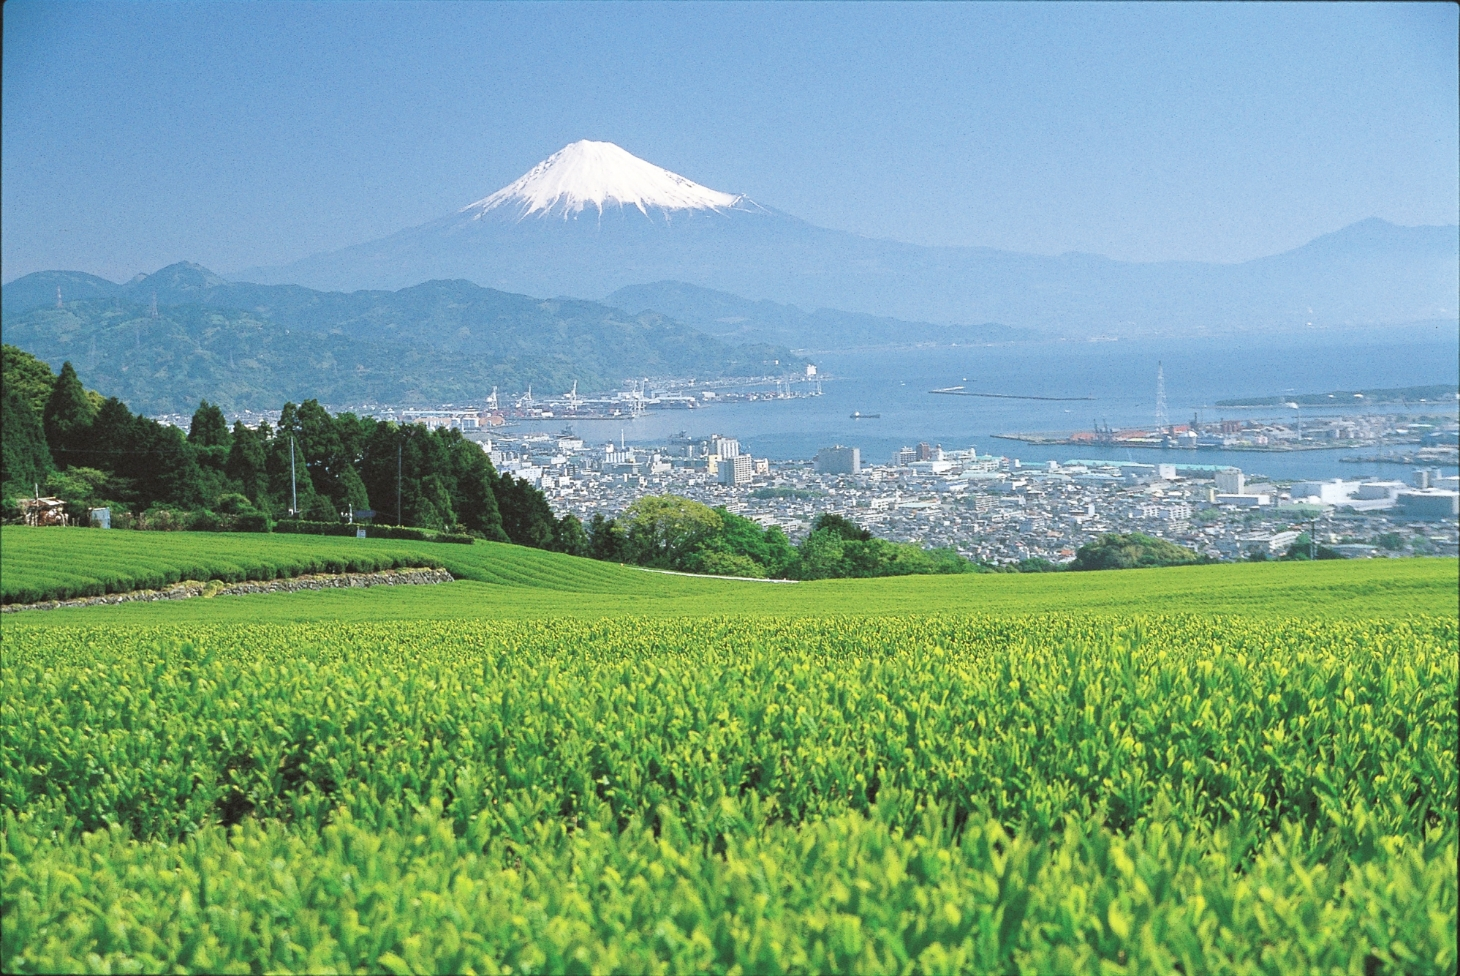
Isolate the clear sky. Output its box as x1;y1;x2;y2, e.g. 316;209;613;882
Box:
3;1;1456;282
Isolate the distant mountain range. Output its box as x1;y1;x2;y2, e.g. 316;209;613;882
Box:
604;281;1032;351
235;141;1459;337
0;263;799;414
5;140;1455;415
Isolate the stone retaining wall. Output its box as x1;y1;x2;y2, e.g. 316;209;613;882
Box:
2;567;455;613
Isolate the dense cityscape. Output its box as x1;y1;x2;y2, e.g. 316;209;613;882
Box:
147;392;1460;564
502;432;1460;564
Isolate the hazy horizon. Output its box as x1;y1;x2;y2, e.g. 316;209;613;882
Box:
3;1;1456;283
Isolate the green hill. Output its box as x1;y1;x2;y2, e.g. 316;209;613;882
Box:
3;525;1453;623
1;264;800;412
605;279;1033;350
4;529;1456;972
1216;383;1459;407
4;545;1456;972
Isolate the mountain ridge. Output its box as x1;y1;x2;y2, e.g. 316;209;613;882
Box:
0;268;800;413
604;280;1035;350
8;140;1457;336
225;140;1455;335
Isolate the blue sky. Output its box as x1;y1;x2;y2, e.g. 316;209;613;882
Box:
3;1;1455;282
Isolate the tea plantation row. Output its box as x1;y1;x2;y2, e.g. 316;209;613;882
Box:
3;525;1456;621
4;612;1456;972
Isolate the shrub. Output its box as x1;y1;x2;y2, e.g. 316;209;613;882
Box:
273;519;473;544
683;549;767;578
186;509;223;533
1071;533;1200;571
136;505;190;532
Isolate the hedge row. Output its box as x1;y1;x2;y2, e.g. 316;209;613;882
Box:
272;520;475;545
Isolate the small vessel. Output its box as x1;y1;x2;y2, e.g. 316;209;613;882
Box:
851;411;881;419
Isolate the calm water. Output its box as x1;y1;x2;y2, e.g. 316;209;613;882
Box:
514;329;1460;482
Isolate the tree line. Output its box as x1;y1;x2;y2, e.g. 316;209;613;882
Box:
581;498;977;580
1;348;574;549
576;498;1210;579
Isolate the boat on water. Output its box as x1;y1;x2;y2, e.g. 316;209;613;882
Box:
851;411;881;419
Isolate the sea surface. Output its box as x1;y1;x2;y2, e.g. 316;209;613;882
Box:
512;327;1460;482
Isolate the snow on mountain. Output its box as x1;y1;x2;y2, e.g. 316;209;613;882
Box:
463;140;746;219
230;138;1459;336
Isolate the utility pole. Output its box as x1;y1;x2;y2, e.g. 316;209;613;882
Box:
289;437;298;516
397;438;403;526
1310;516;1318;561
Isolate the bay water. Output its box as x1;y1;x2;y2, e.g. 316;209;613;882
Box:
514;326;1459;482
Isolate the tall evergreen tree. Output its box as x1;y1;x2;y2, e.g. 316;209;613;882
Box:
295;399;345;505
552;513;590;557
187;401;231;448
588;514;629;561
495;473;557;549
129;418;205;511
435;428;507;540
41;362;96;466
80;397;139;497
225;421;268;506
337;462;371;515
187;401;231;502
1;344;57;418
1;386;53;496
359;422;457;529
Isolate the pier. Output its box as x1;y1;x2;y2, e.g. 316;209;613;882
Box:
931;386;1095;402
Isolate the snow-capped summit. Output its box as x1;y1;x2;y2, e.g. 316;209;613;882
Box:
464;140;746;219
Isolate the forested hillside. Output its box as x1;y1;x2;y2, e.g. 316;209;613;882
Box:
1;264;800;412
606;280;1033;349
0;347;576;550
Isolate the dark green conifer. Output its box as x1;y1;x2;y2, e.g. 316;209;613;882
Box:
225;421;268;505
552;512;590;557
187;401;231;447
41;362;96;465
1;386;53;495
495;473;557;549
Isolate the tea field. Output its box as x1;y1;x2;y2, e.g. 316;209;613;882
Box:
2;524;1455;622
2;530;1457;972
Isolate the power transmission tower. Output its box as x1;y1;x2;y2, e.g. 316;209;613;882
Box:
149;293;159;319
56;286;63;309
1154;362;1169;432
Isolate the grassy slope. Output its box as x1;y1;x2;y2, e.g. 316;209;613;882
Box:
0;528;457;604
3;525;1455;628
5;530;1457;973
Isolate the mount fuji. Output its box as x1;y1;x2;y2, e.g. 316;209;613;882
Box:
465;139;750;219
240;141;1458;337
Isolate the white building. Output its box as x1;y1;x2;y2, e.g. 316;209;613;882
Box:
709;435;741;459
718;454;752;485
1290;479;1362;505
815;445;861;475
1215;468;1244;495
1216;493;1270;507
